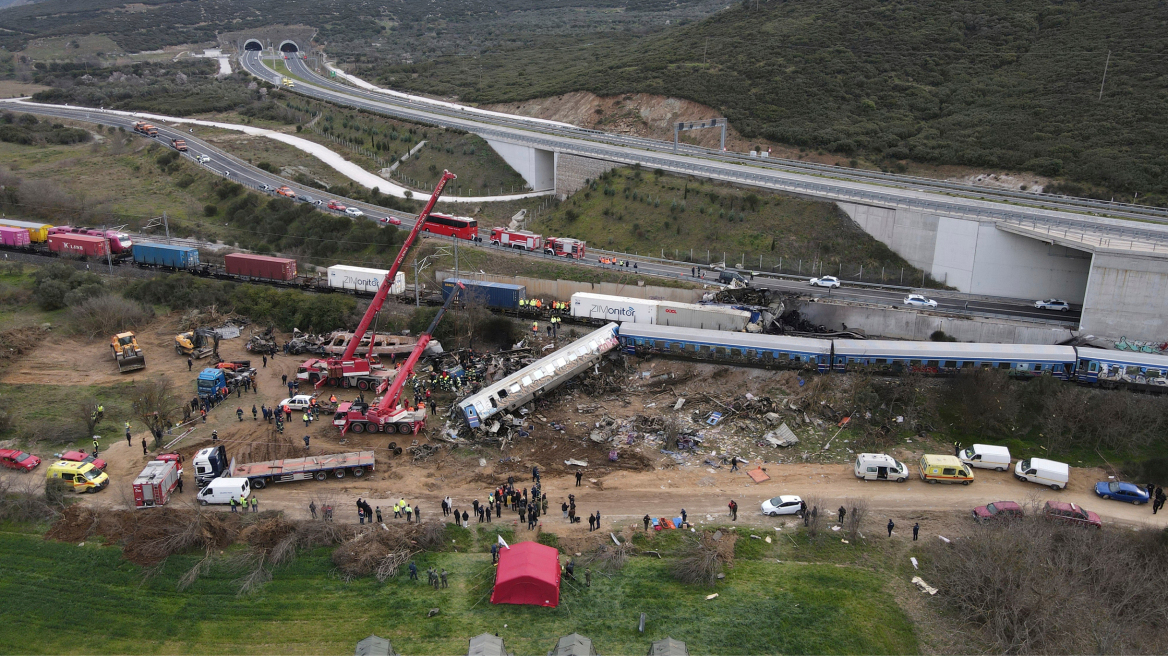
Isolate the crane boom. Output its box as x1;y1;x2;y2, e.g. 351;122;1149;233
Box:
375;282;463;413
340;170;456;362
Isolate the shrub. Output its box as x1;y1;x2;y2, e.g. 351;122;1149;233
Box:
535;531;560;551
203;204;218;217
69;294;155;337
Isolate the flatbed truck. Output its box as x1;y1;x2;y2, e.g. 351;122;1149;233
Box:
230;451;375;488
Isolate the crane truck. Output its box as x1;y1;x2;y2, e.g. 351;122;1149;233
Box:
297;170;456;391
332;282;463;435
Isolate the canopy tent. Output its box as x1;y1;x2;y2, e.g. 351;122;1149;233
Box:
647;637;689;656
548;633;596;656
490;541;561;607
468;633;511;656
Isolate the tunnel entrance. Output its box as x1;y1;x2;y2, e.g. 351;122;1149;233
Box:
279;41;299;53
243;39;262;52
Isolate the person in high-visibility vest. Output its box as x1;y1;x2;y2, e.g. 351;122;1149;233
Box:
532;322;539;333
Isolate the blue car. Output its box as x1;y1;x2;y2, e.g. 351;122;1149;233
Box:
1094;481;1150;504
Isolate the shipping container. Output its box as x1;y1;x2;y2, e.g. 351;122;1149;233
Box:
224;253;297;281
0;226;31;248
571;292;659;325
327;265;405;294
656;301;752;332
132;459;181;509
48;233;108;258
132;242;200;269
442;278;526;309
0;219;52;243
49;226;133;255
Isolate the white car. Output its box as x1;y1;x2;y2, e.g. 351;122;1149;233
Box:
809;276;841;288
903;294;938;309
1034;299;1070;312
761;495;804;517
277;395;316;411
345;207;365;218
196;155;211;164
258;184;273;192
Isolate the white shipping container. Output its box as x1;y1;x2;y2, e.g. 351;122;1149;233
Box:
327;265;405;294
656;302;752;331
571;292;659;324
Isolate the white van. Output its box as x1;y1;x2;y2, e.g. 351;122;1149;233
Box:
960;444;1012;471
197;477;251;506
854;453;909;482
1014;457;1069;490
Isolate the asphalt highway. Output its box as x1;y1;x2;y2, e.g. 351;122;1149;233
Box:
2;100;1080;326
262;53;1168;227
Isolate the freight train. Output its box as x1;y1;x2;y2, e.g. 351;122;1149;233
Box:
0;219;131;260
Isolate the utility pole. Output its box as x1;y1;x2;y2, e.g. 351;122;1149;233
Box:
453;234;459;281
163;212;170;243
1098;50;1111;101
413;257;420;307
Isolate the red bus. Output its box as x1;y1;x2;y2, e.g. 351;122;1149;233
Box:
422;213;478;240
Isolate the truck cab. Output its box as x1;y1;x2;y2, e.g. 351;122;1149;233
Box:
171;138;188;152
197;368;228;400
193;444;228;487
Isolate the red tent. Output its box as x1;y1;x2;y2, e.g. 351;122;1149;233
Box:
490;541;561;607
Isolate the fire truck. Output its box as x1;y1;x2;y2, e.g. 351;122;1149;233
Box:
490;228;543;251
544;237;587;259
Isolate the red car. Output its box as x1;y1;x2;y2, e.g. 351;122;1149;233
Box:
0;448;41;472
58;450;108;472
972;500;1023;522
327;200;347;211
380;216;402;226
1043;501;1102;529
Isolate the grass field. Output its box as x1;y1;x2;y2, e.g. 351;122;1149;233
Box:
0;529;918;655
19;34;120;60
533;168;921;275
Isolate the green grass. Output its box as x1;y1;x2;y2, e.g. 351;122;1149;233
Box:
378;0;1168;206
535;168;922;272
0;530;918;655
0;382;140;450
19;34;120;60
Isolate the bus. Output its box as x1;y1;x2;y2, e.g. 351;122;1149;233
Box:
422;213;478;240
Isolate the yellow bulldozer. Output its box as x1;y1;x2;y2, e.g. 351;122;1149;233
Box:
111;331;146;373
175;328;218;359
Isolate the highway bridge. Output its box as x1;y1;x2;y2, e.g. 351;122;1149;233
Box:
240;50;1167;343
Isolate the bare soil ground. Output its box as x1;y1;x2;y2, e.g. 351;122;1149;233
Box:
18;323;1157;538
484;91;1053;191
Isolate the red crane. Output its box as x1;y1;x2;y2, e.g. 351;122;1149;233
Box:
332;282;464;435
296;171;456;391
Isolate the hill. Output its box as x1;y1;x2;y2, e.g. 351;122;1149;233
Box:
375;0;1168;205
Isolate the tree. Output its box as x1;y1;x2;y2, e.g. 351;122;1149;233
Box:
133;379;181;448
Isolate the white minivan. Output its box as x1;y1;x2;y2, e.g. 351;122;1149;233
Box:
854;453;909;482
197;477;251;505
960;444;1012;471
1014;457;1069;490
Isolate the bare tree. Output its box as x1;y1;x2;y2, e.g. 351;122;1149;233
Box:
133;379;181;448
842;497;869;542
802;494;826;539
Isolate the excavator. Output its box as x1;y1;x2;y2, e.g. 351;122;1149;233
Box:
332;282;463;435
175;328;218;359
297;170;456;390
111;332;146;373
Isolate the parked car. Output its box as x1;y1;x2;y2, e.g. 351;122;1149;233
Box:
760;495;804;516
258;184;273;192
195;155;211;164
809;275;841;288
1094;481;1150;504
972;500;1023;522
297;194;315;203
903;294;938;309
1034;299;1070;312
380;216;402;226
276;186;296;198
0;449;41;472
277;395;317;411
327;200;347;211
57;450;107;472
344;207;365;218
1042;501;1102;529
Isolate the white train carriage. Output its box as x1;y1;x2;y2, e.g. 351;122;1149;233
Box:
458;323;619;428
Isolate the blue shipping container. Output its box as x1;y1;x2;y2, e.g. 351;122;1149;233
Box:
133;242;200;269
442;278;526;309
